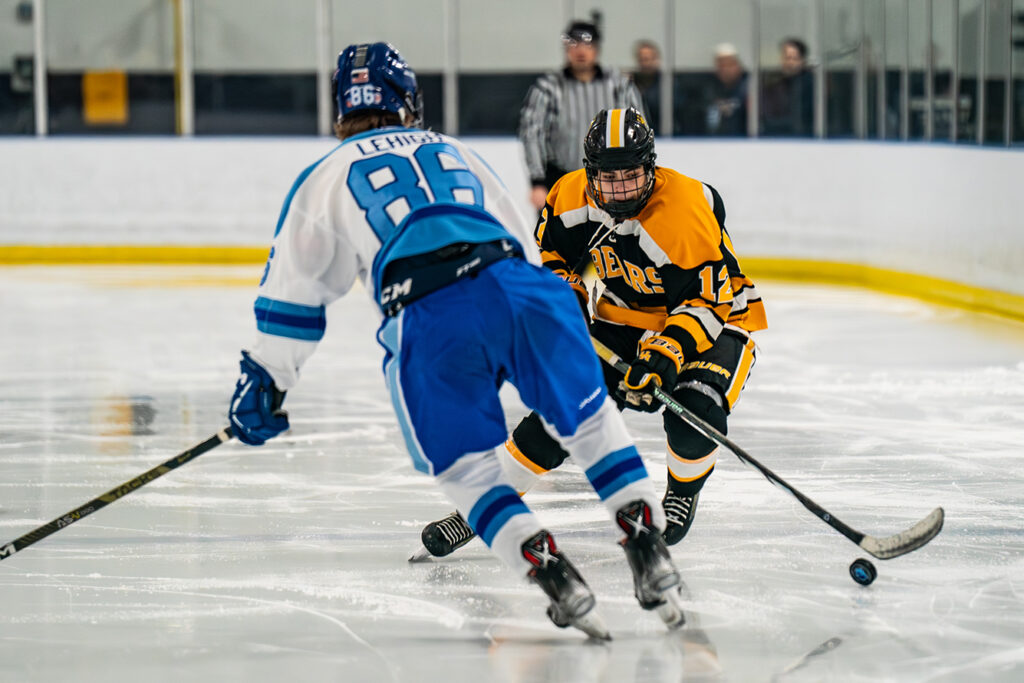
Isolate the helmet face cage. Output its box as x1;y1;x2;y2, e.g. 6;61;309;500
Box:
583;107;657;220
334;42;423;127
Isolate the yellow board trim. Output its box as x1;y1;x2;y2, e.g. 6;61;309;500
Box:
3;249;1024;323
742;257;1024;323
0;245;268;265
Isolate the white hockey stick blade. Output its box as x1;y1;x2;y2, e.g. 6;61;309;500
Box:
573;609;612;641
408;545;433;563
859;507;944;560
654;587;686;630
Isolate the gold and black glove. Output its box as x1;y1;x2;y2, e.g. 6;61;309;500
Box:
618;335;684;412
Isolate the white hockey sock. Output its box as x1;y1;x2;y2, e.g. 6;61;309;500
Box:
435;448;544;573
548;397;665;533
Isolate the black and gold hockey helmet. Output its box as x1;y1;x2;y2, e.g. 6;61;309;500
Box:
582;107;657;220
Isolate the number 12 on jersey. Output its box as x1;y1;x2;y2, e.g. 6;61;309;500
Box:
699;264;733;303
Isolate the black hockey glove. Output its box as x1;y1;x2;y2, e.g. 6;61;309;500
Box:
618;335;684;413
229;351;289;446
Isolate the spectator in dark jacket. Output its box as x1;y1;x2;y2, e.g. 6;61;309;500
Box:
761;38;814;137
703;43;748;136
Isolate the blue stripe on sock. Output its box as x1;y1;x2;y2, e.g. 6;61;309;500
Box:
585;446;647;501
467;486;530;546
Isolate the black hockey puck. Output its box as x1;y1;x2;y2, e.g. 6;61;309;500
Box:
849;558;877;586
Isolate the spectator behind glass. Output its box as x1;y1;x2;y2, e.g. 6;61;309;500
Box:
703;43;748;136
631;39;662;133
518;20;645;212
761;38;814;137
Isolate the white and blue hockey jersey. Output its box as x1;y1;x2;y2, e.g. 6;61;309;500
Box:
251;126;539;390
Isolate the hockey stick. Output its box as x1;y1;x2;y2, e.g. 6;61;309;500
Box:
591;337;944;560
0;427;234;562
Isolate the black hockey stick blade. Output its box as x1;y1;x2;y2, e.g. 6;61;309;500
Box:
590;336;943;560
0;427;234;562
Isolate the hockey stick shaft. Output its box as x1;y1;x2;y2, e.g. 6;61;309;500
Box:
591;337;943;560
0;427;234;561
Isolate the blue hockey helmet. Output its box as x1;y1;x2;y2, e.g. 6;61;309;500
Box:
334;42;422;127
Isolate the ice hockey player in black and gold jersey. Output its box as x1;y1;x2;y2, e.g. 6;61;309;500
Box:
416;106;766;559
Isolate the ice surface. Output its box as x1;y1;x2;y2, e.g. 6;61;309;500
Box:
1;266;1022;682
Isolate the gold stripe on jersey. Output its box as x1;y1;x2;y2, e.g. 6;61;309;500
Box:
724;334;758;409
540;249;566;266
668;446;719;482
595;299;666;330
671;301;729;333
666;312;715;355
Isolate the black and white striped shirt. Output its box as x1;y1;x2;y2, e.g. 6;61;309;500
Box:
518;65;646;187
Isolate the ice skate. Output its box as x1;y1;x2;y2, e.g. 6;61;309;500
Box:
662;487;700;546
522;530;611;640
410;511;477;562
617;500;686;629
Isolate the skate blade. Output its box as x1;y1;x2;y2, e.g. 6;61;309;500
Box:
654;588;686;630
408;545;433;563
573;610;612;641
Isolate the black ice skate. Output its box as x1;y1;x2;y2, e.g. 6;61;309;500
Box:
409;511;476;562
662;487;700;546
522;530;611;640
617;500;686;629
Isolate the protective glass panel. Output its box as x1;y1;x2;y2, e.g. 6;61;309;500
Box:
906;0;931;140
980;0;1013;143
557;0;666;134
330;0;446;133
957;0;985;143
457;0;567;135
884;0;910;139
194;0;318;134
673;0;754;137
1015;0;1024;142
822;0;862;138
43;0;176;134
863;0;888;139
0;0;37;134
758;0;816;137
929;0;958;141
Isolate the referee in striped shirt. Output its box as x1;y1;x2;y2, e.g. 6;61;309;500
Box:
519;20;647;212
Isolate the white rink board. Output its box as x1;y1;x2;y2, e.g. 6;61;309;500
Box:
2;138;1023;297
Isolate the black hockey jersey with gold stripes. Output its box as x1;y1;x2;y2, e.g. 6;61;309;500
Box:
536;167;767;361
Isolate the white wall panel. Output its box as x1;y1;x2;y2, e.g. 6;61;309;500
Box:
1;138;1021;297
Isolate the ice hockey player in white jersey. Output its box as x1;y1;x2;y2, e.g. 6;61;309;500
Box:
227;42;686;638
